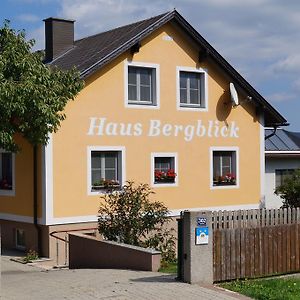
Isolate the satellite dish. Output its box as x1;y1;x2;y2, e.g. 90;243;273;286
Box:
229;82;239;107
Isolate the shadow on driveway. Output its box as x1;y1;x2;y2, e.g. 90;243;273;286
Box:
130;273;176;283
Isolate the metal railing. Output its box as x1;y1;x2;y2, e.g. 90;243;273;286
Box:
50;227;97;266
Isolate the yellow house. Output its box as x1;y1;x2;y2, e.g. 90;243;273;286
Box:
0;10;287;258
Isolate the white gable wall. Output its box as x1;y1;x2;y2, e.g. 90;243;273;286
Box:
265;156;300;208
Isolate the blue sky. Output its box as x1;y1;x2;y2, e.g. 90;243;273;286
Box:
1;0;300;130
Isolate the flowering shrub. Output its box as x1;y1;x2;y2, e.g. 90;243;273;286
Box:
98;181;176;265
155;169;176;183
23;249;39;263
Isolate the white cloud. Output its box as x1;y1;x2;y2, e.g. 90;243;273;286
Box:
292;79;300;92
59;0;171;38
266;92;296;103
17;13;39;23
271;54;300;73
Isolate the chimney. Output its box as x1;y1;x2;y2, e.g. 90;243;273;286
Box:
43;17;75;62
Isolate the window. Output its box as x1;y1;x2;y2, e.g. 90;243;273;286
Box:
177;67;207;110
15;228;26;250
275;169;295;188
212;150;237;187
151;153;178;186
91;151;121;191
128;66;156;105
0;151;14;194
125;62;159;108
88;146;125;194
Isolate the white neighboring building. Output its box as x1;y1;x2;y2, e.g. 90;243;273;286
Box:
265;128;300;208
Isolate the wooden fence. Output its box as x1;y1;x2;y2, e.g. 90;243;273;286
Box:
212;208;300;282
212;208;300;229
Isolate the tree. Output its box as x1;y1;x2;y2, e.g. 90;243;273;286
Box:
98;181;176;264
0;20;84;151
275;169;300;208
0;20;84;254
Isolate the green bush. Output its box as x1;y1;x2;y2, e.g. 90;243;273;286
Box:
98;181;176;265
275;169;300;208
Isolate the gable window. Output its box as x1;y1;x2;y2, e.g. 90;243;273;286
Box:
275;169;295;188
88;147;125;194
211;148;238;188
151;153;178;186
125;62;159;108
177;67;207;110
0;151;14;195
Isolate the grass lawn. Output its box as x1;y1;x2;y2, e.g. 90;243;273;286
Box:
158;262;177;274
221;277;300;300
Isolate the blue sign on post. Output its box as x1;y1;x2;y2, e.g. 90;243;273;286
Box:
197;217;207;227
195;227;209;245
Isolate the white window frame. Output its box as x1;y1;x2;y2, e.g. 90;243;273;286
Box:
124;60;160;109
210;146;239;190
151;152;178;187
176;66;208;111
0;150;15;196
87;146;126;195
15;228;26;250
275;169;295;188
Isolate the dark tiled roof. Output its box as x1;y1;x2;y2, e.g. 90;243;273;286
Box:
265;129;300;151
49;9;287;127
50;12;171;75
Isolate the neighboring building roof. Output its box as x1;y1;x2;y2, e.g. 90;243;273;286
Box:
49;9;287;127
265;128;300;152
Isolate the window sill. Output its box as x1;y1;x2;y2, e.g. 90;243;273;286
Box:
125;102;159;110
152;182;178;188
154;179;175;184
177;105;207;112
89;185;121;195
211;183;239;190
213;181;236;186
0;189;15;196
92;185;120;190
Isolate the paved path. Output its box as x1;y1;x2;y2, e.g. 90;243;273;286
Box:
1;254;248;300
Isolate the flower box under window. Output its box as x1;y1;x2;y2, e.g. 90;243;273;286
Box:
154;169;177;184
92;179;120;191
213;174;236;186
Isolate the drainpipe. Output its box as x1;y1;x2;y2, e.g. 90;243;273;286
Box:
33;145;42;255
265;123;290;140
264;126;278;140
